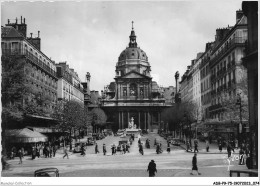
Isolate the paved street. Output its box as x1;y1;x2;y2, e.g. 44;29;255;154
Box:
2;133;247;177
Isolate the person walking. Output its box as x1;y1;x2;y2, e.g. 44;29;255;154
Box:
81;144;86;156
139;143;144;155
147;160;157;177
123;143;126;154
63;146;69;159
190;153;201;175
95;143;99;154
218;141;223;152
111;144;115;155
227;143;234;158
21;147;24;158
186;141;191;152
194;141;199;153
18;149;23;164
32;146;36;160
126;143;130;153
167;142;171;153
205;140;209;152
103;144;107;155
53;145;58;157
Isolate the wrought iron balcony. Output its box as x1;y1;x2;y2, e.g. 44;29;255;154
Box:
2;48;57;79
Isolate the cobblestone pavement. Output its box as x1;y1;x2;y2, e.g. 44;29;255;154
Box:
2;133;246;177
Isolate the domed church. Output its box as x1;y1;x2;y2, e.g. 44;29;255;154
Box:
101;22;169;132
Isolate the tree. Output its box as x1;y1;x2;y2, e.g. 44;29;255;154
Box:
161;100;196;140
221;74;249;122
89;108;107;133
52;100;89;149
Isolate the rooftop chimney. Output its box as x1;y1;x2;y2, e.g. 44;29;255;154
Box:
236;10;244;23
38;31;40;38
30;33;32;38
8;19;10;24
16;17;18;24
24;18;25;24
21;16;22;24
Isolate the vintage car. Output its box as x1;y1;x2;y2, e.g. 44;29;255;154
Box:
34;168;59;177
171;138;181;146
115;129;125;136
86;137;95;145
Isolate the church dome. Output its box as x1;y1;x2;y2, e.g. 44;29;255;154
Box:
118;47;148;61
115;22;151;77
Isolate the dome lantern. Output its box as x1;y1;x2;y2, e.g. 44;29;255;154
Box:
129;21;137;48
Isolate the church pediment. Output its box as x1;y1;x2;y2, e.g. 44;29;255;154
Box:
118;71;151;79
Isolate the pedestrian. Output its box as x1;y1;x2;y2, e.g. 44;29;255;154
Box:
147;160;157;177
138;138;141;145
81;144;86;156
186;141;191;152
194;141;199;153
111;144;115;155
154;139;157;147
239;148;245;165
103;144;107;155
218;141;222;152
205;140;209;152
63;146;69;159
190;153;201;175
235;139;238;149
46;145;50;158
49;146;53;158
123;143;126;154
36;146;40;158
95;143;99;154
227;143;234;158
126;143;130;153
32;146;36;160
18;149;23;164
139;143;144;155
53;145;58;157
167;142;171;153
21;147;24;158
156;144;160;154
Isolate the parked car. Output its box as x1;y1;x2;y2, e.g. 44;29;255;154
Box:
115;129;125;136
167;136;174;143
171;138;181;146
86;137;95;145
34;168;59;177
73;142;83;153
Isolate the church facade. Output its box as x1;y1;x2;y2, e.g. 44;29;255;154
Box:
101;23;170;131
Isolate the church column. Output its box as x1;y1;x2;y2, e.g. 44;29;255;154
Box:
119;111;121;129
138;111;141;129
137;83;140;98
144;112;147;130
122;111;124;129
127;112;130;127
127;83;130;97
148;112;150;131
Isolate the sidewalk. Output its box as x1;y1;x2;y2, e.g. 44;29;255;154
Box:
179;139;240;154
174;164;248;177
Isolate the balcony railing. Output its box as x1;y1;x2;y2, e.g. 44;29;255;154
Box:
2;48;57;78
209;104;222;112
210;37;246;66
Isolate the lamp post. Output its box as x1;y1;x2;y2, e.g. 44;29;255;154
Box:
236;93;242;147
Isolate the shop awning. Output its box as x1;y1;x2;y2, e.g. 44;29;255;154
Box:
5;128;48;143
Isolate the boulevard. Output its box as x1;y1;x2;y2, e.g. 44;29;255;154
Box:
2;133;246;177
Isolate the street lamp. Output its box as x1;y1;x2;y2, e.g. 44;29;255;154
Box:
236;93;242;147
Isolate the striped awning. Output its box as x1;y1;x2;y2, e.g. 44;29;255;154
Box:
5;128;48;143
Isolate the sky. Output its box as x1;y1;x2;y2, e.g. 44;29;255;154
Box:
1;0;243;92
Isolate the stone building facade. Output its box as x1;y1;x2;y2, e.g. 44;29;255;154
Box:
101;24;170;131
1;17;58;115
56;62;84;103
